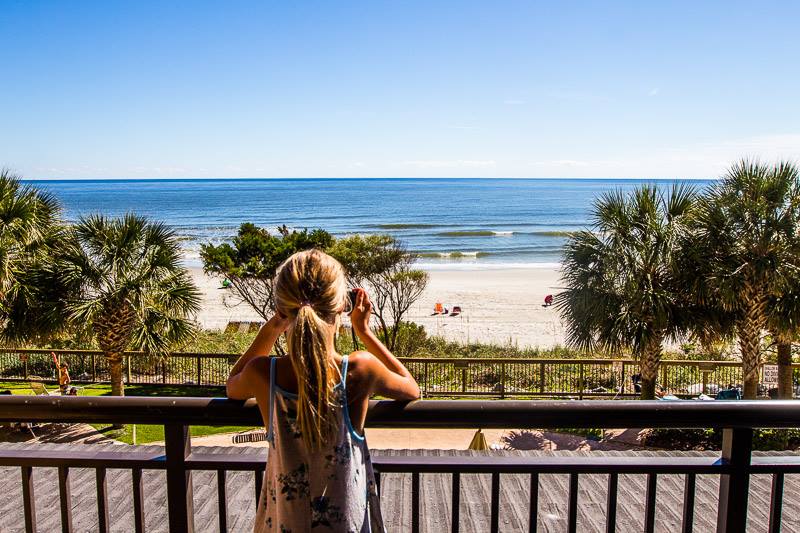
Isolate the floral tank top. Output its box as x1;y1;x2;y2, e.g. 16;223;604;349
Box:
254;356;385;532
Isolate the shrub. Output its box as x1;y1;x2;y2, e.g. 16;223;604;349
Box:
641;428;800;451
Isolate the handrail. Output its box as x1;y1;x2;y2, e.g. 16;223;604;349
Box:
3;347;794;366
2;396;800;428
1;396;798;532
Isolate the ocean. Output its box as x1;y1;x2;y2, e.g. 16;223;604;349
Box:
31;178;711;269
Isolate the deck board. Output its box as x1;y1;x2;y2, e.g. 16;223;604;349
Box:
0;443;797;532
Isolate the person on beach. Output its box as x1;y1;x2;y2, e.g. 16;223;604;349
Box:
226;249;420;532
58;362;71;394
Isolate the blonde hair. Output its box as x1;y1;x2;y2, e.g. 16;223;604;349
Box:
274;249;347;449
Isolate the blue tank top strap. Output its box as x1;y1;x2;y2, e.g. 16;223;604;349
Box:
267;357;277;445
341;355;349;389
340;354;365;441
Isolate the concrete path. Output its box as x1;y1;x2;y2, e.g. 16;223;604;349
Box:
184;427;644;451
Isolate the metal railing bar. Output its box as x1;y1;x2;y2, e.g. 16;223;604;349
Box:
769;472;784;533
5;348;793;399
567;473;578;533
58;466;73;533
451;473;460;533
750;456;800;471
0;450;170;469
490;472;500;533
529;473;538;533
165;423;194;533
254;468;264;511
716;428;753;533
411;471;420;533
644;473;657;533
21;465;36;533
7;397;800;429
605;473;617;533
372;455;728;474
217;470;227;533
682;473;695;533
185;453;266;470
96;467;110;533
132;468;144;533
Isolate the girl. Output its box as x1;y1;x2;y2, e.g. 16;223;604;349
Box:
227;249;420;532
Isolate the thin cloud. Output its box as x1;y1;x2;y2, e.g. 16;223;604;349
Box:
648;88;660;96
403;160;497;169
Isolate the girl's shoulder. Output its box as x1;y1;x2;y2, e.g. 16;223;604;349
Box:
344;350;378;385
345;350;374;369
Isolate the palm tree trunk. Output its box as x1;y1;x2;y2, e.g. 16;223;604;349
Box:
739;299;766;399
107;352;125;397
639;338;663;400
104;351;125;429
777;341;794;399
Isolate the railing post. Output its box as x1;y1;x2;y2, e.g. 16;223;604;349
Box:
500;363;506;399
126;355;131;384
163;360;167;384
23;356;28;381
579;364;585;400
461;366;467;394
423;362;429;397
716;427;753;533
92;354;97;382
165;423;195;533
196;356;202;386
539;362;545;394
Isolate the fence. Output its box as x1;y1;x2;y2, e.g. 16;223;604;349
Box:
0;348;795;398
1;396;799;532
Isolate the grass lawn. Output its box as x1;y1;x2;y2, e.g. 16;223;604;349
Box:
0;381;259;445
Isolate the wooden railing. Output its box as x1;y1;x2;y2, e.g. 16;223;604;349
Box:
0;348;795;398
1;397;800;532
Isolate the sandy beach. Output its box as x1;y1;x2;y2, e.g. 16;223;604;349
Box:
190;266;567;349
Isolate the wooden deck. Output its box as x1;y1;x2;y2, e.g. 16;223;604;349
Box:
0;443;797;532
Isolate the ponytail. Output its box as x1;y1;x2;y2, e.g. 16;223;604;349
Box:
287;304;339;449
274;249;347;450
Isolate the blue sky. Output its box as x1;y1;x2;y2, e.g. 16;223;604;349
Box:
1;1;798;179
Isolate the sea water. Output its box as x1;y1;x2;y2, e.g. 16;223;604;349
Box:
31;178;712;268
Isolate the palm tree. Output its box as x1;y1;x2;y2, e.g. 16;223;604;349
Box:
768;291;800;398
0;170;67;343
557;184;696;399
57;214;201;396
682;160;800;398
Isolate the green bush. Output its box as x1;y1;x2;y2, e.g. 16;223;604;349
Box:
641;428;800;451
389;322;428;357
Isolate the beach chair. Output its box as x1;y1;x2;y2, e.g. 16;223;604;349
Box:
4;390;39;438
450;306;462;317
30;380;60;396
232;430;268;444
432;302;444;315
631;373;642;394
716;388;742;400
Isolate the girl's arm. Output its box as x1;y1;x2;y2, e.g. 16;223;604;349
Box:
350;289;420;400
226;313;290;399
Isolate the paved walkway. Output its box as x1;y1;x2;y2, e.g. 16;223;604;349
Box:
185;427;644;451
0;422;119;445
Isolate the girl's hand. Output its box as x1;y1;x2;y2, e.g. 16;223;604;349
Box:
268;311;292;333
350;288;372;335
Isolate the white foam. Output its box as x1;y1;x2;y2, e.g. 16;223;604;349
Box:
414;261;561;271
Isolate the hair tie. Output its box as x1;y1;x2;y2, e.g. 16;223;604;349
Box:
300;300;313;308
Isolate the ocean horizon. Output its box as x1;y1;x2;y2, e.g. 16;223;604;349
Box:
29;178;713;269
